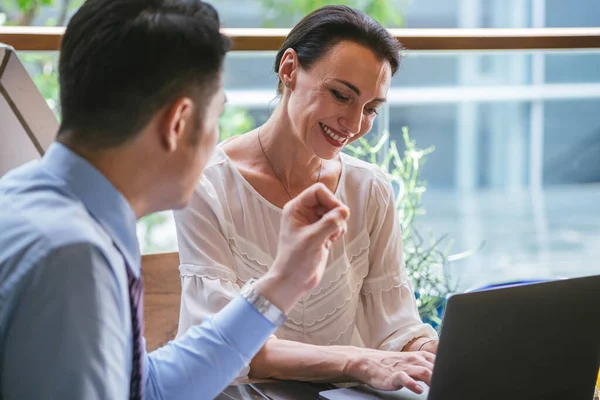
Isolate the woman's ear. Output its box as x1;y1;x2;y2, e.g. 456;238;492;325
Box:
279;48;299;90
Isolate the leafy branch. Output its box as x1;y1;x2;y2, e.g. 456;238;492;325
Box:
345;127;477;329
2;0;79;26
255;0;405;28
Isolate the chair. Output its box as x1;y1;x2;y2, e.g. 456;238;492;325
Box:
0;44;58;176
141;251;181;352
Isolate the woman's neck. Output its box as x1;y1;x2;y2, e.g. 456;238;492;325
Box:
258;106;323;189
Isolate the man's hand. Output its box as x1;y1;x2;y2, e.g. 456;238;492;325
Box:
253;183;350;312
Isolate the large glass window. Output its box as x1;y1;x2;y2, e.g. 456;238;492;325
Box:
224;49;600;291
8;0;600;304
2;0;600;28
17;48;600;290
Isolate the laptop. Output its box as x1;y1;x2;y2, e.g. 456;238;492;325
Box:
319;384;428;400
320;274;600;400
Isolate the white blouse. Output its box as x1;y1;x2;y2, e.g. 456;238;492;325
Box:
173;146;437;356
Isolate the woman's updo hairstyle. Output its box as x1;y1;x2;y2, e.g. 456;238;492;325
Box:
274;5;403;94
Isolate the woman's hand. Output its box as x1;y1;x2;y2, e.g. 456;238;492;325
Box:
404;337;439;354
254;183;350;313
345;348;435;394
418;339;438;354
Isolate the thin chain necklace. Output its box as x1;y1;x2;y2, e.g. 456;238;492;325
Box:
257;126;322;199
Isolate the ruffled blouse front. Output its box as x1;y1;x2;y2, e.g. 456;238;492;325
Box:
173;146;437;354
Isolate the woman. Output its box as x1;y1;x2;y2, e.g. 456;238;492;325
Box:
174;5;438;393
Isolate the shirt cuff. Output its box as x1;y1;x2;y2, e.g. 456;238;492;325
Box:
379;324;439;352
211;295;278;363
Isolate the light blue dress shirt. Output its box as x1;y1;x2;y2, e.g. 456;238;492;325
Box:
0;142;277;400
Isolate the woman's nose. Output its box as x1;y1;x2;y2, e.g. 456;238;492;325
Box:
338;110;363;135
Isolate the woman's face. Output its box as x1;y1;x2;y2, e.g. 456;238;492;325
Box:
283;40;392;160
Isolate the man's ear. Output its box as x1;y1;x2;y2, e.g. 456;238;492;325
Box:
279;48;299;90
160;97;195;152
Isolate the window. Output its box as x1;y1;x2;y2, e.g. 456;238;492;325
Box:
4;0;599;296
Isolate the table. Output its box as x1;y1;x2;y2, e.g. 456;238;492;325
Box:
216;382;428;400
216;381;339;400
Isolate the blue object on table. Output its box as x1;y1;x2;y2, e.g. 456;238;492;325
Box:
419;279;562;330
415;291;452;330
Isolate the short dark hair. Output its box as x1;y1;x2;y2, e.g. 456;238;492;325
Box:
58;0;230;149
274;5;402;94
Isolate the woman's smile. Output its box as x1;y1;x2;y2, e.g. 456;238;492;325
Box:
319;122;348;147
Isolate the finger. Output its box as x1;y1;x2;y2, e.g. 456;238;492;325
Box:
421;360;434;372
315;205;327;218
426;340;439;354
409;355;434;372
329;221;347;242
419;350;436;364
309;206;350;245
295;183;348;214
407;366;433;386
392;371;424;394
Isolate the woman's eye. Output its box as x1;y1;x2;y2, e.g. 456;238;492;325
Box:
331;89;349;102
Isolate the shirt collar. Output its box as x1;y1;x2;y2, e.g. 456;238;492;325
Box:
42;142;141;277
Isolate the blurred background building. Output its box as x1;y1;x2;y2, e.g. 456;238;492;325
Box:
2;0;599;289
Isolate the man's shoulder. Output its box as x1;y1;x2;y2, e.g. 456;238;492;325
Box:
0;169;124;319
0;166;115;260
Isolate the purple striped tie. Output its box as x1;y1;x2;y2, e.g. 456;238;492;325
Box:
127;267;144;400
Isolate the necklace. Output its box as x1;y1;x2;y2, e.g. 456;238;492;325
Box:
257;127;322;199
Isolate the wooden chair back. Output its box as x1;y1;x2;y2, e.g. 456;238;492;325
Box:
141;252;181;352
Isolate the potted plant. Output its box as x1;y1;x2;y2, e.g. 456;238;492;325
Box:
345;127;479;330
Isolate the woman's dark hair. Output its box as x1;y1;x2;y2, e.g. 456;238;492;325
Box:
274;5;403;93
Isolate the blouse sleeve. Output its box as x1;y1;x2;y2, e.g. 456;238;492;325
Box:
173;176;241;338
357;173;438;352
174;176;259;379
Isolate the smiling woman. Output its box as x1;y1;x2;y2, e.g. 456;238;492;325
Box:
275;39;392;158
172;5;438;395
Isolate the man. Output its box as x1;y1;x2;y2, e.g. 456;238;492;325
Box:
0;0;350;399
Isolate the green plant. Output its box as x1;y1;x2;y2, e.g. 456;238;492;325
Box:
0;0;82;26
20;53;60;116
3;0;83;117
345;127;464;329
137;212;177;254
256;0;405;28
219;105;255;142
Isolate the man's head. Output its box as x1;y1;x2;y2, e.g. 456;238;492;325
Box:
57;0;229;212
